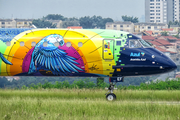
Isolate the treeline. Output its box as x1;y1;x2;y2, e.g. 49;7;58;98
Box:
22;79;108;89
32;14;114;29
1;76;180;90
0;76;156;89
22;78;180;90
32;14;140;29
0;77;95;89
122;79;180;90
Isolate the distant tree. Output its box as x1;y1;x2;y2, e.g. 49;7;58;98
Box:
35;14;114;29
168;21;173;28
68;17;79;21
43;14;67;21
173;34;180;38
79;16;93;28
132;17;139;23
79;16;114;29
173;28;180;38
32;19;56;28
161;31;168;36
168;20;180;28
62;20;80;28
174;20;179;25
91;15;114;29
122;15;139;23
0;77;9;88
102;18;114;23
99;17;114;29
91;15;103;28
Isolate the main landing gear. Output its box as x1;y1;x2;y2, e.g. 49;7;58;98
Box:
105;77;124;101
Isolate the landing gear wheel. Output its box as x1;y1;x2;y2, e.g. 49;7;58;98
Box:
106;93;116;101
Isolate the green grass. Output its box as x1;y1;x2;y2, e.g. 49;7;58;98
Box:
1;89;180;120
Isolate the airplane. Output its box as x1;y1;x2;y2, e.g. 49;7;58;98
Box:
0;28;177;101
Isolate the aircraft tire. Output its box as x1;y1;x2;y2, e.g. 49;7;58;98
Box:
106;93;116;101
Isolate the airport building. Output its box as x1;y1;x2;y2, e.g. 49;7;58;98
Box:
145;0;180;23
106;21;135;33
106;22;168;34
134;22;168;34
0;19;33;28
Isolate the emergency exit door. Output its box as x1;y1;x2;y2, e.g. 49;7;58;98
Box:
103;39;114;60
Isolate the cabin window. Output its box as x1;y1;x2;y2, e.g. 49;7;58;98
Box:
43;42;48;47
78;42;83;47
20;42;24;46
66;42;71;47
129;40;142;48
54;42;59;47
116;41;121;46
31;42;36;46
6;41;11;46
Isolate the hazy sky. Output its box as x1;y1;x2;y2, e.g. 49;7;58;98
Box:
0;0;145;21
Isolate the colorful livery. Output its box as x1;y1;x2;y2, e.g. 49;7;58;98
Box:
0;28;177;100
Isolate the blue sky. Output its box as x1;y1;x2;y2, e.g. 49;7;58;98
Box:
0;0;145;22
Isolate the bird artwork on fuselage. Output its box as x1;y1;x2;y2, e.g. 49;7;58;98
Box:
0;34;85;76
28;34;84;76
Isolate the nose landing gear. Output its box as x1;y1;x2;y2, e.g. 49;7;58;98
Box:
105;82;117;101
105;77;124;101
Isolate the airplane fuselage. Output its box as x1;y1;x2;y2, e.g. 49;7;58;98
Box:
0;28;177;78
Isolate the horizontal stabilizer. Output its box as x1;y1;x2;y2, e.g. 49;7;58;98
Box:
0;53;13;65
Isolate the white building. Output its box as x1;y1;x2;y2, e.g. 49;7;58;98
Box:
145;0;180;23
0;19;33;28
106;22;168;34
106;21;134;33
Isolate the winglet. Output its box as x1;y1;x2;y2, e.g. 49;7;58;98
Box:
0;52;13;65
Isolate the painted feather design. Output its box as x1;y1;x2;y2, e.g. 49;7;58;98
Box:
0;52;13;65
28;34;83;75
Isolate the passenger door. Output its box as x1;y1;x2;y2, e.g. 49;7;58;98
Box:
103;39;114;60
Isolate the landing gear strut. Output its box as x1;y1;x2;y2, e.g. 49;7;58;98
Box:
105;82;117;101
105;77;124;101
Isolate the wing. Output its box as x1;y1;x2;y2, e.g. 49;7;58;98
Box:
33;47;83;75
